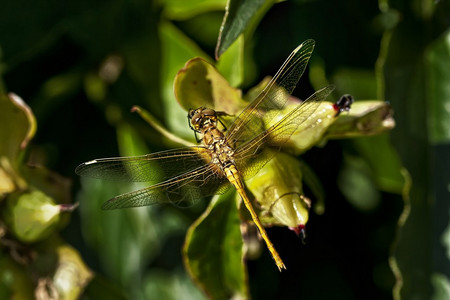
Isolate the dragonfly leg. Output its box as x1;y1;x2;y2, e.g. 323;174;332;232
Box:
216;111;233;132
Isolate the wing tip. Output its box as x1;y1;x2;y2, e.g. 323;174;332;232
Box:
323;84;336;95
294;39;315;54
75;160;98;176
74;164;85;176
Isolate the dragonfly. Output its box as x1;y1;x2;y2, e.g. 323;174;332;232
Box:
75;39;335;271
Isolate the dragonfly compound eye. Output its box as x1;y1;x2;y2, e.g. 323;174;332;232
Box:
188;108;201;120
190;114;203;130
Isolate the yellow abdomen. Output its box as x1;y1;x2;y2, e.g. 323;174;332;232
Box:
224;164;286;271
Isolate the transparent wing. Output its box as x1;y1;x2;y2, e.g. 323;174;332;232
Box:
265;85;335;146
234;85;335;179
101;164;229;209
227;39;315;146
75;146;210;182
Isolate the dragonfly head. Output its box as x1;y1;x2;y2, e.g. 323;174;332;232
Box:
188;107;217;132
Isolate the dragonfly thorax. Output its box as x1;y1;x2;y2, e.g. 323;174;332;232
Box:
201;123;235;169
210;139;235;169
188;107;236;169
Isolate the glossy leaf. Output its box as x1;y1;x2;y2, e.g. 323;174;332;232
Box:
325;101;395;139
215;0;274;59
78;176;158;297
0;93;36;165
30;237;93;299
78;123;189;298
299;161;325;215
183;190;248;300
52;244;94;299
425;30;450;144
350;134;404;194
3;190;60;243
19;165;72;206
143;269;206;300
337;154;381;212
282;101;338;155
174;57;246;115
0;158;17;196
378;2;450;299
216;34;244;87
159;22;211;140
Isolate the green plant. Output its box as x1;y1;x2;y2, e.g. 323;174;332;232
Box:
1;0;448;299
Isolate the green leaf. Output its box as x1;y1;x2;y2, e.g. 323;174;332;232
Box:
300;161;325;215
0;161;16;196
40;69;82;99
162;0;227;20
174;57;246;115
216;35;244;87
337;154;381;212
143;269;206;300
0;93;36;165
350;135;404;194
83;71;107;102
325;101;395;139
52;244;94;299
425;29;450;144
0;254;34;299
243;76;271;102
215;0;274;59
431;273;450;300
183;190;248;300
378;4;450;299
19;165;72;207
159;22;211;140
84;275;127;300
78;174;156;293
3;190;61;243
273;101;337;155
78;122;188;298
